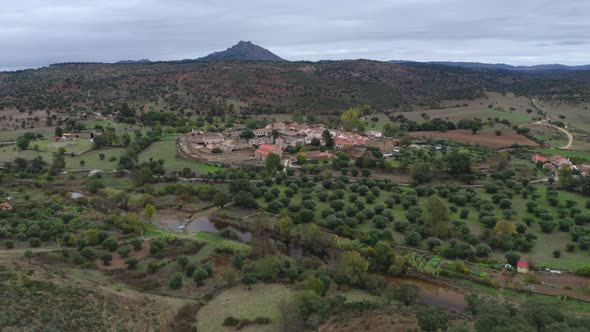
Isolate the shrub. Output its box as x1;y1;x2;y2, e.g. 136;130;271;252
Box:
254;317;272;325
553;250;561;258
4;240;14;249
223;316;240;326
193;268;208;286
185;263;196;277
72;253;86;265
559;218;574;232
149;239;165;254
100;253;113;265
29;237;41;248
425;237;442;251
395;220;410;233
578;236;590;250
405;231;422;246
539;220;556;233
126;257;139;269
475;244;491;257
177;255;189;268
80;247;97;260
130;238;143;250
255;256;280;281
460;209;469;219
117;245;132;258
168;272;183;289
102;237;118;252
565;242;576;252
147;260;161;273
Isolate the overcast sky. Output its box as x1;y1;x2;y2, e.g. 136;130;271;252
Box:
1;0;589;71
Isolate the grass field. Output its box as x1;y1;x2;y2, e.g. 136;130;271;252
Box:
395;92;536;125
527;124;568;148
196;284;293;332
138;140;222;175
0;126;55;142
531;148;590;161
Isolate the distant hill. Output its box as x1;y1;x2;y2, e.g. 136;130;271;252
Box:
115;59;152;64
2;58;590;115
195;41;286;62
389;60;590;71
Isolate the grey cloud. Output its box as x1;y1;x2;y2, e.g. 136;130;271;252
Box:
1;0;589;71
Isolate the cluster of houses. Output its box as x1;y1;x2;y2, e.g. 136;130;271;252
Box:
531;153;590;175
55;131;102;142
184;121;390;163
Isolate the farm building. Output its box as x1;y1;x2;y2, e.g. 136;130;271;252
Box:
0;202;12;210
532;154;549;164
550;155;572;168
517;261;529;273
255;144;282;161
188;132;225;145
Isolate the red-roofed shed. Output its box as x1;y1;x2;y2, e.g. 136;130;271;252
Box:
517;261;529;273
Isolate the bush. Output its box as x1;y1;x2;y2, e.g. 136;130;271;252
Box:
102;237;118;252
72;253;86;265
117;245;132;258
126;257;139;269
394;220;409;233
254;317;272;325
475;244;491;257
193;268;208;286
255;256;280;281
553;250;561;258
405;231;422;246
578;236;590;250
130;238;143;251
425;237;442;251
539;220;556;233
80;247;97;260
147;260;161;273
29;237;41;248
168;272;183;289
4;240;14;249
223;316;240;326
100;253;113;265
149;239;165;254
460;209;469;219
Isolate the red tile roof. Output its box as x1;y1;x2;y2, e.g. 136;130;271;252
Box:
259;144;277;151
517;261;529;268
532;154;549;163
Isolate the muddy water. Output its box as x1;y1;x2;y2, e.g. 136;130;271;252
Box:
382;275;466;312
185;217;252;242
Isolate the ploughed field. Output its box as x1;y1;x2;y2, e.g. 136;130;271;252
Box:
407;129;539;148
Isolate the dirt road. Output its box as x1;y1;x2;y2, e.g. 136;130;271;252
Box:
530;98;574;149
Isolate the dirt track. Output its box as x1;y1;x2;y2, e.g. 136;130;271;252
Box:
531;98;574;149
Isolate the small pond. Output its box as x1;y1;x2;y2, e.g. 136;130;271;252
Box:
382;275;466;312
185;217;252;242
151;212;252;242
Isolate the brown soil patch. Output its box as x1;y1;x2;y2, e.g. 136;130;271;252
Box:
408;129;539;148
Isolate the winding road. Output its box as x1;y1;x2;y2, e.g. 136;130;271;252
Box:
530;98;574;149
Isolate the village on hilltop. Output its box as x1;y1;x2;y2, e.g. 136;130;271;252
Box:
177;121;398;167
